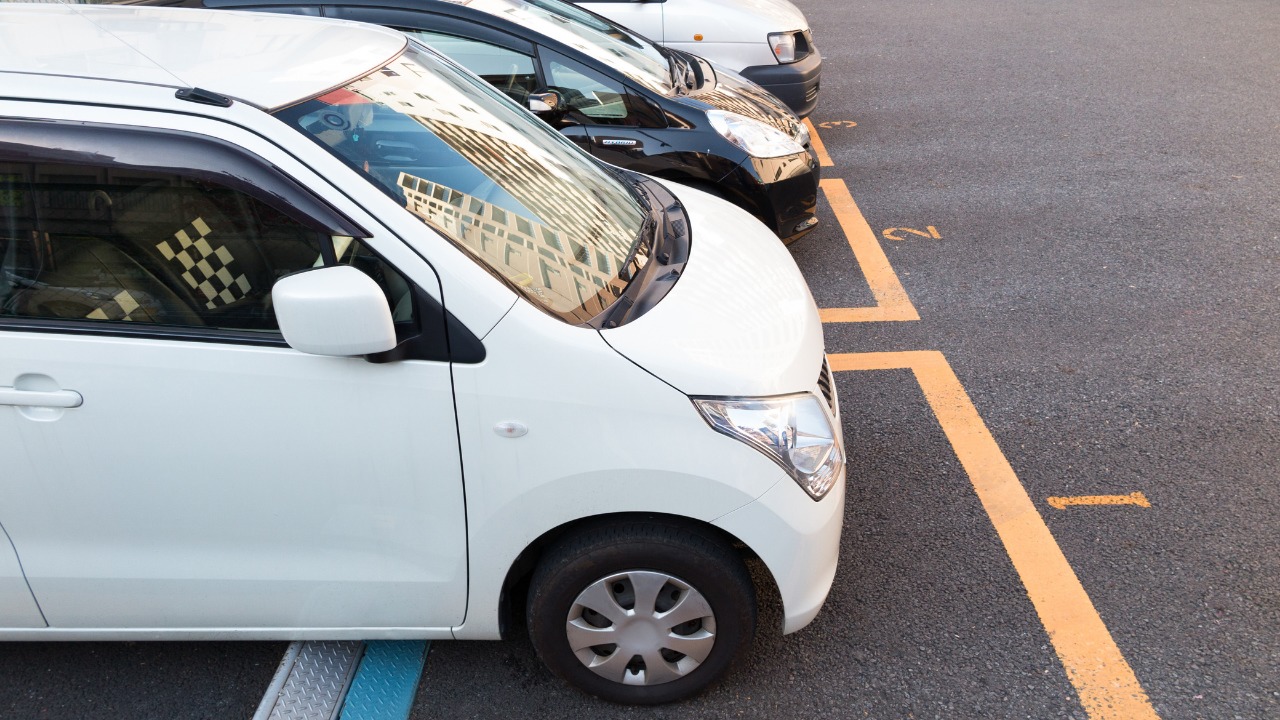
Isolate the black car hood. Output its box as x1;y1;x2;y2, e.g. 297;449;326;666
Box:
679;62;804;139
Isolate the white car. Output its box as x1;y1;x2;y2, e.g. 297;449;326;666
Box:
0;2;844;704
570;0;822;117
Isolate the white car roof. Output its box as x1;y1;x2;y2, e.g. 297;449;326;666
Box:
0;3;407;109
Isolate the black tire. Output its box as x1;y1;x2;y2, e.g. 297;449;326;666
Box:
526;519;756;705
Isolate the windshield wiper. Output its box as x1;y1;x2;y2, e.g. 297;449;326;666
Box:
667;57;683;93
618;213;657;282
683;51;704;89
666;53;693;94
590;172;689;330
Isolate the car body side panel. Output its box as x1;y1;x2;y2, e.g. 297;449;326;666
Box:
0;333;468;629
0;626;458;641
714;459;845;635
0;103;473;630
0;518;43;628
449;300;790;639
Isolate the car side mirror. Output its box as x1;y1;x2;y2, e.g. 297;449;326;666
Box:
528;90;565;116
272;266;397;357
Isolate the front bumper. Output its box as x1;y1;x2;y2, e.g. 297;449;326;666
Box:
717;150;821;244
740;50;822;119
713;463;846;635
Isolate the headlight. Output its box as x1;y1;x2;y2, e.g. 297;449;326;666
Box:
707;110;806;158
794;119;810;147
693;393;844;500
768;31;797;63
769;30;813;64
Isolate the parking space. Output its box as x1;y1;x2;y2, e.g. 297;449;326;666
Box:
2;0;1278;718
0;642;283;719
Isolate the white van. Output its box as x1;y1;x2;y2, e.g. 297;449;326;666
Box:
570;0;822;116
0;3;844;705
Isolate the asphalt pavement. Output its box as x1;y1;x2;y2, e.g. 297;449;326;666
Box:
1;1;1276;718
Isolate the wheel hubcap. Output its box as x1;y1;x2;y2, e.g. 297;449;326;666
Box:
565;570;717;686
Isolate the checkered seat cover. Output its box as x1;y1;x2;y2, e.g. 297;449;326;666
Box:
111;186;276;325
7;238;204;325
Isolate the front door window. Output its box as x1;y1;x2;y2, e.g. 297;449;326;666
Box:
0;164;418;335
0;165;328;331
401;30;540;105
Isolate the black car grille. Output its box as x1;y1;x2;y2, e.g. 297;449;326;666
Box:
816;357;836;412
805;82;820;103
793;30;813;61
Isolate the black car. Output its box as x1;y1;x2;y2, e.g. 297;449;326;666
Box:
115;0;821;243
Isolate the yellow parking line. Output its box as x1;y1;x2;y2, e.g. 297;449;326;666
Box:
1048;492;1151;510
829;351;1159;720
818;179;920;322
804;117;835;167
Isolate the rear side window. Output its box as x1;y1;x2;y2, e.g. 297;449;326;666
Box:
0;164;332;331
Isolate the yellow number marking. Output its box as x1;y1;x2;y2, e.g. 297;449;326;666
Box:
882;226;942;241
816;179;920;323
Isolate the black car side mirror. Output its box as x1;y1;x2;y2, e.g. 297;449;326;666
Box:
528;90;565;117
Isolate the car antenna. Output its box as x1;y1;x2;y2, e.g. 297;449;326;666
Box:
175;87;234;108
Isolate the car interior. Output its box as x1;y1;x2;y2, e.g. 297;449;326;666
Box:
0;162;386;332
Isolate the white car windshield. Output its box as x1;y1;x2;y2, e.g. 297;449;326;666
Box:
463;0;675;95
274;45;649;323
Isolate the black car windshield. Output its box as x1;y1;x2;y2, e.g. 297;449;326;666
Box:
462;0;675;95
274;45;649;323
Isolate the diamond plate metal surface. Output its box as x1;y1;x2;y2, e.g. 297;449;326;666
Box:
337;641;429;720
267;641;364;720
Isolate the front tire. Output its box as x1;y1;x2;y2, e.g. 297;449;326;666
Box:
526;519;756;705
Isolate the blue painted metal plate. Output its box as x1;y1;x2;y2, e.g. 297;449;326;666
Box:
338;641;430;720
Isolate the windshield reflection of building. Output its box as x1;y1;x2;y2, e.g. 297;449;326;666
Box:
337;54;650;314
412;112;636;259
400;172;626;315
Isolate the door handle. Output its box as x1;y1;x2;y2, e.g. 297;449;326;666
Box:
0;387;83;409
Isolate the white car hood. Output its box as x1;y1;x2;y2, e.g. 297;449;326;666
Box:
667;0;809;44
601;183;825;398
719;0;808;29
